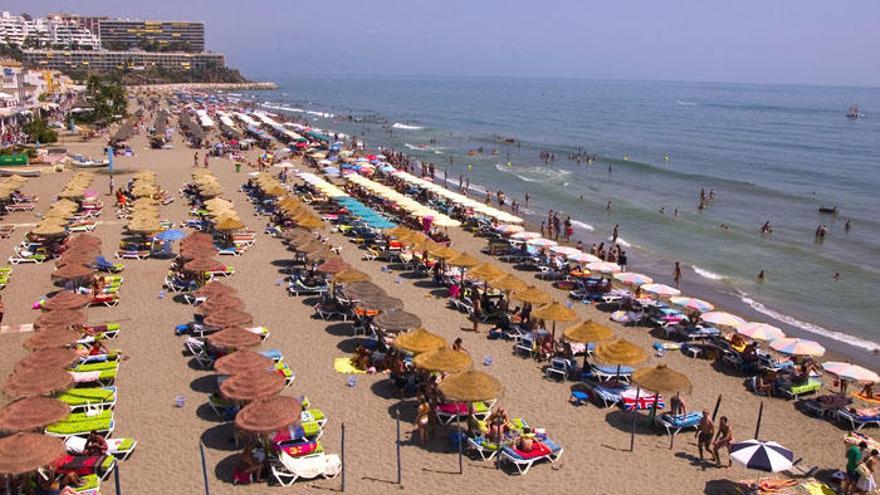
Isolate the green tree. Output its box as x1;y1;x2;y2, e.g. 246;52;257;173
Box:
23;118;58;144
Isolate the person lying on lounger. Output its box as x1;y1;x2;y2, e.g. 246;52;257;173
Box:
517;427;536;453
84;430;108;456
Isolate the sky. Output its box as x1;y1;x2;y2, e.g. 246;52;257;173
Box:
5;0;879;86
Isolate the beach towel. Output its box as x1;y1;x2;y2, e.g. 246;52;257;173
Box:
279;441;319;457
70;371;101;383
505;442;551;459
621;389;665;411
334;357;365;375
802;481;836;495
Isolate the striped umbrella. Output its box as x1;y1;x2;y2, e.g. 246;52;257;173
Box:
526;238;558;248
612;272;653;287
569;253;602;264
736;322;786;342
669;296;714;313
822;362;879;383
770;338;825;357
641;284;680;298
494;224;524;235
730;440;793;472
586;262;622;275
510;231;542;241
700;311;746;329
549;246;581;257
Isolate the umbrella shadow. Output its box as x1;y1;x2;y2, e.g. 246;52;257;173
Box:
213;453;239;484
195;402;227;423
336;337;365;353
370;379;402;401
400;271;428;280
429;288;449;298
201;422;239;451
325;322;353;337
413;280;437;289
270;259;295;268
190;374;219;394
703;479;747;494
603;409;658;436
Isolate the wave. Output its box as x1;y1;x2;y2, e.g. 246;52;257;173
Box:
494;163;571;185
692;265;725;280
737;291;880;353
261;103;305;113
676;99;697;107
306;110;334;118
608;236;632;247
393;123;424;130
404;142;441;152
571;220;594;232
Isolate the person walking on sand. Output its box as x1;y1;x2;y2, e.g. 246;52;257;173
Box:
204;153;209;168
713;416;734;467
524;192;530;206
193;152;199;168
674;261;682;287
844;441;867;495
416;395;431;445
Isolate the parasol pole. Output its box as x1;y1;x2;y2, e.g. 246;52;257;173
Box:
341;422;346;492
711;394;722;422
199;441;211;495
396;408;402;486
754;401;764;440
114;462;122;494
457;409;464;474
629;386;641;452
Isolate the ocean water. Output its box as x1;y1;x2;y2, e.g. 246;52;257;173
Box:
244;77;880;354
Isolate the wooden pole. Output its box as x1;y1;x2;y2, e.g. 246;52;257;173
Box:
199;442;210;495
396;409;402;485
114;464;121;494
754;401;764;440
629;387;641;452
711;394;722;422
341;422;346;492
457;413;464;474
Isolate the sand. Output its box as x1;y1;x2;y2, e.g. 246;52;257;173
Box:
0;105;856;495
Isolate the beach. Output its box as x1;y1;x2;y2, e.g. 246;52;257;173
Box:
0;95;872;494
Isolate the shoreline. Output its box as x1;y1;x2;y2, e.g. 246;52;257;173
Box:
128;81;278;92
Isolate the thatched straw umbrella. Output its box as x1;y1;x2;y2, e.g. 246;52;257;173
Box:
374;310;422;333
205;326;261;350
41;291;89;311
564;320;615;371
214;351;274;376
34;310;87;330
219;370;284;402
3;368;73;399
0;397;70;433
235;396;302;435
23;328;82;351
393;328;446;355
532;301;578;340
413;347;473;374
0;433;66;476
13;348;78;373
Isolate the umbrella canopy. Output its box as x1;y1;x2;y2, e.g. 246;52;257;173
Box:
736;322;786;342
193;281;237;298
393;328;447;354
280;229;314;244
669;296;715;313
564;320;614;343
632;364;692;394
467;263;506;282
3;368;73;399
770;338;826;357
200;295;246;314
155;229;186;242
184;257;225;273
235;396;302;434
295;216;325;230
0;397;70;433
821;362;879;383
219;370;284;402
447;252;482;268
510;231;542;241
612;272;654;287
532;301;578;323
594;339;648;366
510;286;552;305
203;308;254;328
439;371;503;402
316;258;352;274
700;311;746;329
34;310;87;330
413;347;473;373
214;217;245;231
428;246;458;260
343;281;385;299
205;327;261;350
214;351;274;376
23;328;82;351
730;440;794;473
334;269;371;284
526;238;558;248
374;310;422;332
488;274;528;293
41;291;90;311
586;262;622;275
50;263;95;281
355;295;404;312
640;283;681;298
0;433;66;476
13;348;78;373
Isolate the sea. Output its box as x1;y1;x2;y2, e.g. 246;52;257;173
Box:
241;77;880;361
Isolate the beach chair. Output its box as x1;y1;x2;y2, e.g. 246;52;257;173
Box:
288;278;328;296
65;436;138;461
313;301;348;321
8;251;48;264
70;361;120;386
94;256;124;273
778;379;822;400
586;363;633;383
655;412;704;435
514;335;536;358
836;408;880;430
56;387;117;412
467;436;502;461
581;380;629;408
89;293;119;307
45;410;115;438
545;357;573;381
798;394;851;419
434;401;494;425
500;442;555;475
184;338;215;368
115;249;150;260
270;452;341;487
0;224;15;238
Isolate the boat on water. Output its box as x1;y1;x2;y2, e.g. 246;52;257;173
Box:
818;205;838;215
846;104;863;119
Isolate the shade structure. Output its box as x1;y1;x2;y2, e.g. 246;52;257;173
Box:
0;432;66;476
23;328;82;351
179;246;219;260
510;286;552;305
594;339;648;366
235;396;302;434
532;301;577;323
669;296;715;313
700;311;746;329
393;328;447;354
200;295;246;314
373;310;422;332
31;223;66;237
205;327;262;350
769;338;825;357
316;258;352;274
385;225;417;239
564;320;614;343
612;272;654;287
632;364;692;394
821;362;879;383
488;274;528;293
428;246;458;260
214;351;274;376
586;262;622;275
295;240;325;255
214;217;245;231
510;231;542;241
34;310;87;330
184;257;225;273
447;252;481;268
730;440;793;473
343;281;386;299
41;291;90;311
413;347;473;373
438;371;503;402
355;295;403;313
0;397;70;433
181;231;214;246
736;322;786;342
203;309;254;328
305;247;337;263
640;283;681;298
13;348;78;373
295;215;325;230
219;370;284;402
467;263;506;282
51;263;96;281
526;238;557;248
280;229;313;244
334;269;371;284
3;368;73;399
155;229;186;242
194;281;237;298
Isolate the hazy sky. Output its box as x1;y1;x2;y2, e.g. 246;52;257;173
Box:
6;0;879;86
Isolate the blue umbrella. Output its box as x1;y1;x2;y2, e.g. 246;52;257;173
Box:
155;229;186;242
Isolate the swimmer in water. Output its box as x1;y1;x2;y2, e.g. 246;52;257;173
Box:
606;201;613;210
757;270;765;282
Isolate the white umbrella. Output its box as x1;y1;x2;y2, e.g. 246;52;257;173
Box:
640;283;680;298
737;322;785;341
550;246;581;257
822;362;879;383
730;440;793;473
526;238;558;248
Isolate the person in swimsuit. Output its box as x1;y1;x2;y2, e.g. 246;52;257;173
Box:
696;411;715;462
713;416;734;467
416;395;431;444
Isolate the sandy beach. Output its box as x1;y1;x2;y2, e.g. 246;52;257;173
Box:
0;102;866;495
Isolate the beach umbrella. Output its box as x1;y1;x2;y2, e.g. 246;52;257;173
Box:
374;310;422;332
586;261;622;275
203;309;254;329
31;223;67;238
200;295;246;314
413;347;473;373
155;229;186;242
510;285;552;305
594;339;648;367
334;269;371;284
730;440;794;473
219;370;284;402
488;274;528;293
295;215;325;230
181;231;214;246
564;320;614;344
235;396;302;435
355;295;404;313
0;433;66;476
184;257;225;273
569;253;602;264
13;348;78;373
0;397;70;433
305;247;338;263
736;322;786;342
632;364;692;395
612;272;654;287
669;296;715;313
343;281;385;299
67;234;102;247
532;301;577;339
316;258;352;274
700;311;746;330
194;281;237;298
280;229;313;244
640;284;681;298
35;310;87;330
296;240;326;255
439;371;503;402
41;291;90;310
393;328;447;354
447;252;481;268
214;217;245;232
214;351;274;376
550;246;582;257
179;246;219;261
510;231;542;241
495;224;525;235
23;328;82;351
821;362;879;383
428;246;458;260
3;368;73;399
50;263;95;281
770;338;825;357
467;263;506;282
526;238;558;248
206;327;262;350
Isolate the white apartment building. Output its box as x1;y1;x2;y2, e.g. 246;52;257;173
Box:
0;12;100;50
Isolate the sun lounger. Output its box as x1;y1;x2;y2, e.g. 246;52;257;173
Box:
270;452;341;487
94;256;124;273
799;394;851;418
5;202;36;213
778;379;822;400
655;412;704;435
500;442;554;475
52;454;116;481
467;436;502;461
115;249;151;260
69;362;119;386
434;400;494;425
0;224;15;238
581;380;629;408
288;279;328;296
545;357;574;381
46;409;115;438
56;387;117;411
621;388;665;411
586;363;634;383
184;337;215;368
8;251;47;264
313;301;348;321
836;408;880;430
271;422;323;444
69;473;101;494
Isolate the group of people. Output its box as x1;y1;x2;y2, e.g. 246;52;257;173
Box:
845;441;878;494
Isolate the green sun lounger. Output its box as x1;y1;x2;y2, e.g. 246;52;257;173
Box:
781;378;822;399
56;386;117;410
46;409;114;437
71;473;100;493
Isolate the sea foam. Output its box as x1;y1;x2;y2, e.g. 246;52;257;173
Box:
692;266;725;280
393;123;424;130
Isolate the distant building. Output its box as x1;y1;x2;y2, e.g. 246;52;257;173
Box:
98;20;205;52
22;49;225;72
0;11;100;50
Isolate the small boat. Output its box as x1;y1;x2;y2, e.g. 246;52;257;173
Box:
0;168;41;177
818;205;838;215
66;154;109;169
847;104;863;119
